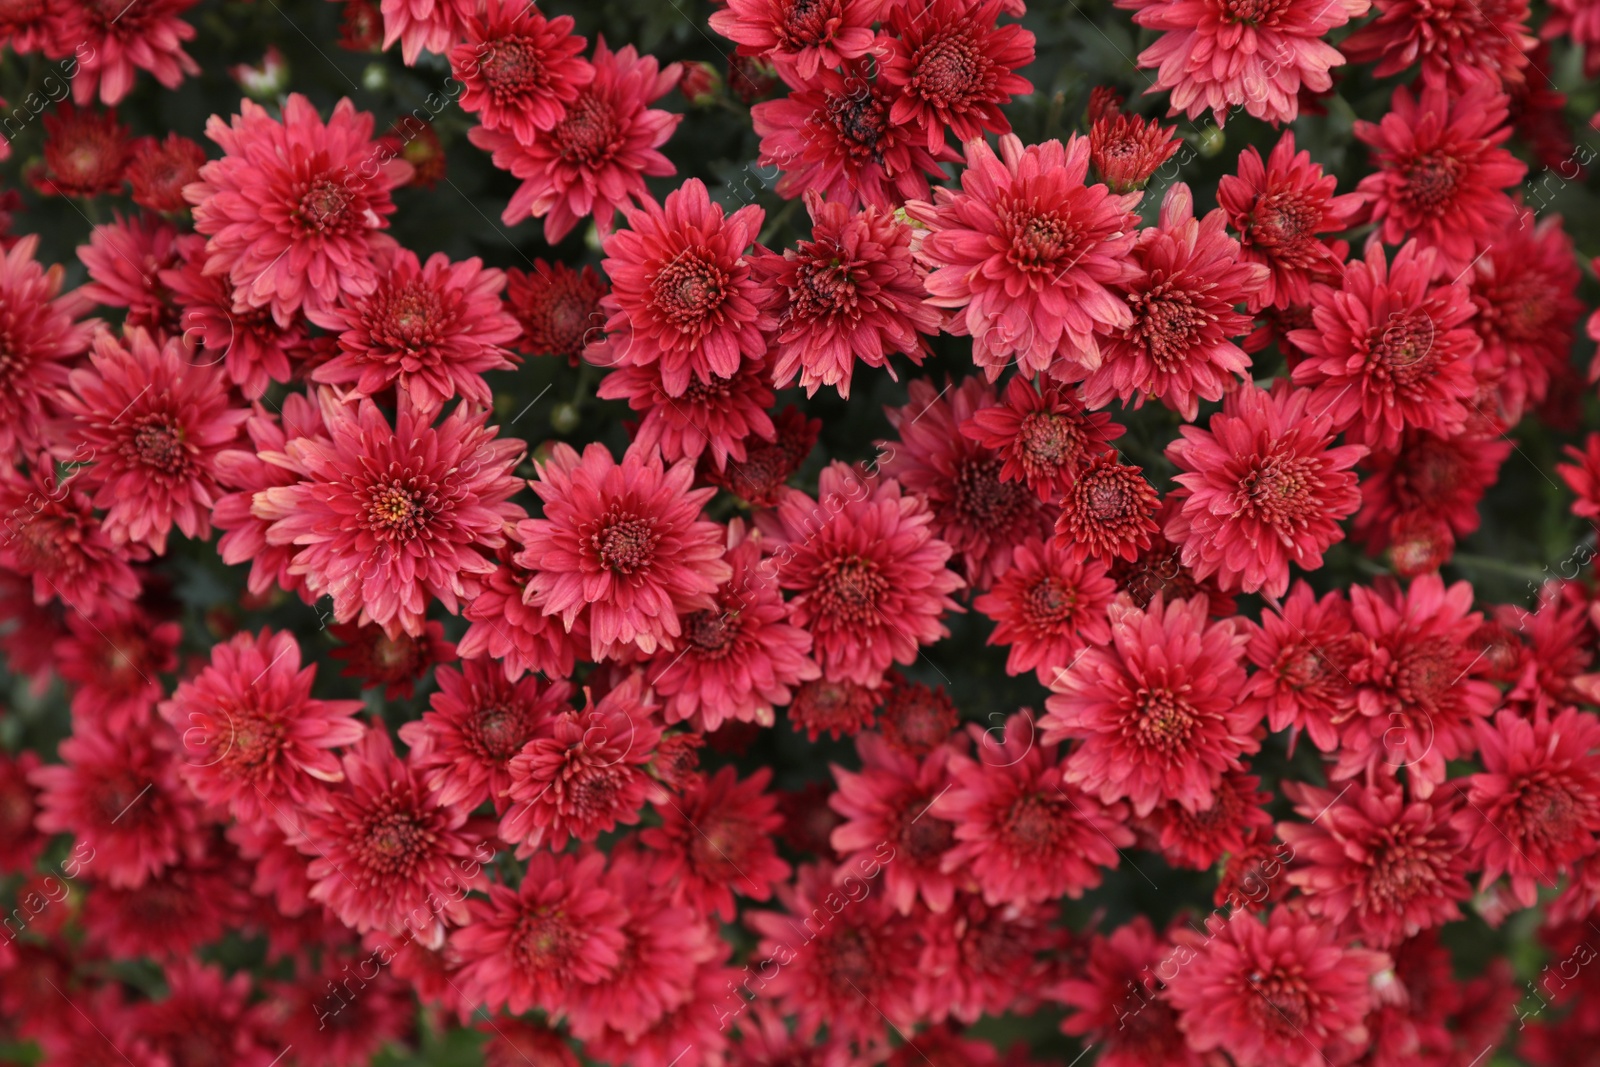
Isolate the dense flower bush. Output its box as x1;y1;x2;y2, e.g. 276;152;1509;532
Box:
1;0;1599;1064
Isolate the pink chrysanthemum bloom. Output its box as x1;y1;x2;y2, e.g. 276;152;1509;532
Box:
256;399;525;639
940;712;1133;905
642;765;791;921
646;521;819;731
125;132;206;214
379;0;474;63
1354;427;1510;568
785;676;880;740
751;60;958;213
1089;107;1183;194
597;353;776;470
46;0;199;106
470;39;681;244
709;0;881;82
505;260;607;363
960;376;1125;503
1165;906;1388;1067
0;454;141;614
1164;383;1366;598
1083;183;1268;420
1454;707;1600;908
752;190;939;399
915;893;1059;1025
452;849;628;1017
328;619;455;700
1116;0;1369;125
456;544;585;682
77;213;183;334
157;628;365;829
1289;240;1481;452
588;178;771;397
1053;450;1161;564
907;134;1141;381
879;0;1035;151
517;440;730;661
1352;80;1526;274
882;377;1056;589
1278;778;1470;946
1342;0;1534;91
186;95;413;328
31;103;134;198
297;727;487;944
1243;582;1361;753
306;246;520;416
53;327;246;554
1217;130;1362;312
1055;917;1203;1067
399;658;574;812
1559;433;1600;524
452;0;593;143
1107;501;1239;617
54;606;179;734
974;535;1116;685
767;461;964;686
499;674;666;853
0;234;96;460
1148;769;1274;870
1043;595;1260;816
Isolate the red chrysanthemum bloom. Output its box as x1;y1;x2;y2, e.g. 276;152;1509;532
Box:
157;628;366;829
477;1020;579;1067
883;377;1055;589
76;212;182;334
505;260;606;363
643;765;791;921
974;535;1116;685
645;522;818;731
1044;595;1260;816
1164;383;1366;598
187;94;413;328
54;607;179;734
453;0;593;143
1116;0;1368;125
1217;130;1363;312
0;453;142;615
768;461;964;685
878;672;960;757
1243;582;1361;753
470;39;681;244
908;133;1141;381
1089;109;1182;193
960;377;1124;507
1559;433;1600;524
940;712;1133;905
0;234;96;460
1289;239;1481;452
400;658;572;812
82;846;253;960
29;988;171;1067
785;676;880;740
1105;500;1239;617
1166;906;1387;1067
385;116;447;189
588;178;770;397
45;0;198;105
1353;427;1510;565
30;103;134;197
328;619;454;700
378;0;474;63
256;399;525;638
53;327;246;554
517;439;730;661
455;543;585;682
1342;0;1534;91
297;727;487;943
0;749;44;875
452;849;628;1017
879;0;1035;151
258;952;415;1067
598;353;776;470
754;190;939;399
1148;770;1273;870
1278;778;1470;946
1454;707;1600;908
914;891;1059;1025
709;0;881;81
700;404;820;507
751;59;957;213
728;52;781;103
1053;450;1161;564
132;960;276;1067
1352;80;1527;274
1084;183;1268;420
1055;917;1203;1067
124;132;206;214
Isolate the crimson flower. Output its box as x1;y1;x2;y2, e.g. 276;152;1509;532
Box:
452;0;593;143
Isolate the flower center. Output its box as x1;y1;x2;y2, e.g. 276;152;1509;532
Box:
684;609;737;657
1133;686;1196;752
1025;576;1079;630
823;78;889;163
517;906;576;972
369;282;447;355
814;554;888;624
1220;0;1290;25
358;803;427;873
1368;312;1437;386
1250;189;1320;254
1401;152;1460;214
471;706;529;760
651;251;728;329
1002;791;1063;849
1128;276;1214;367
898;804;954;862
1003;207;1077;272
779;0;842;47
480;36;543;96
911;31;985;108
128;414;187;475
365;480;431;539
1232;452;1319;527
553;92;620;165
297;176;357;234
953;454;1027;525
594;515;658;575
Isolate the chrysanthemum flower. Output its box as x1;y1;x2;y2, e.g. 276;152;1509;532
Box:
908;134;1141;381
505;260;607;363
1089;108;1182;193
768;461;964;685
940;712;1133;904
1043;595;1260;816
470;39;681;243
1559;433;1600;524
1353;428;1510;566
1165;906;1388;1067
0;235;95;460
31;103;134;197
256;399;525;638
1116;0;1369;125
379;0;474;63
878;0;1035;151
54;607;179;734
701;405;820;507
878;672;960;757
1106;502;1239;616
258;952;415;1067
1053;450;1161;564
453;0;593;143
785;676;880;740
960;378;1124;505
1217;131;1363;312
327;619;454;700
914;893;1059;1025
29;988;170;1067
124;132;206;213
974;535;1116;685
1289;240;1481;452
455;544;585;682
883;377;1055;589
76;213;182;334
133;960;277;1067
1243;582;1361;753
83;848;252;960
157;628;366;829
1055;917;1202;1067
753;191;939;399
588;178;771;397
0;750;44;875
597;353;776;470
46;0;198;105
518;439;729;661
642;765;791;921
1353;80;1526;274
0;454;141;615
1084;183;1268;420
452;849;628;1017
1164;383;1365;598
53;327;246;554
476;1020;578;1067
187;94;412;328
709;0;881;81
1149;770;1273;870
1342;0;1534;91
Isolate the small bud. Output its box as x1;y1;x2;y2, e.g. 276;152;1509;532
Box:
550;402;582;434
678;61;722;108
232;46;290;100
